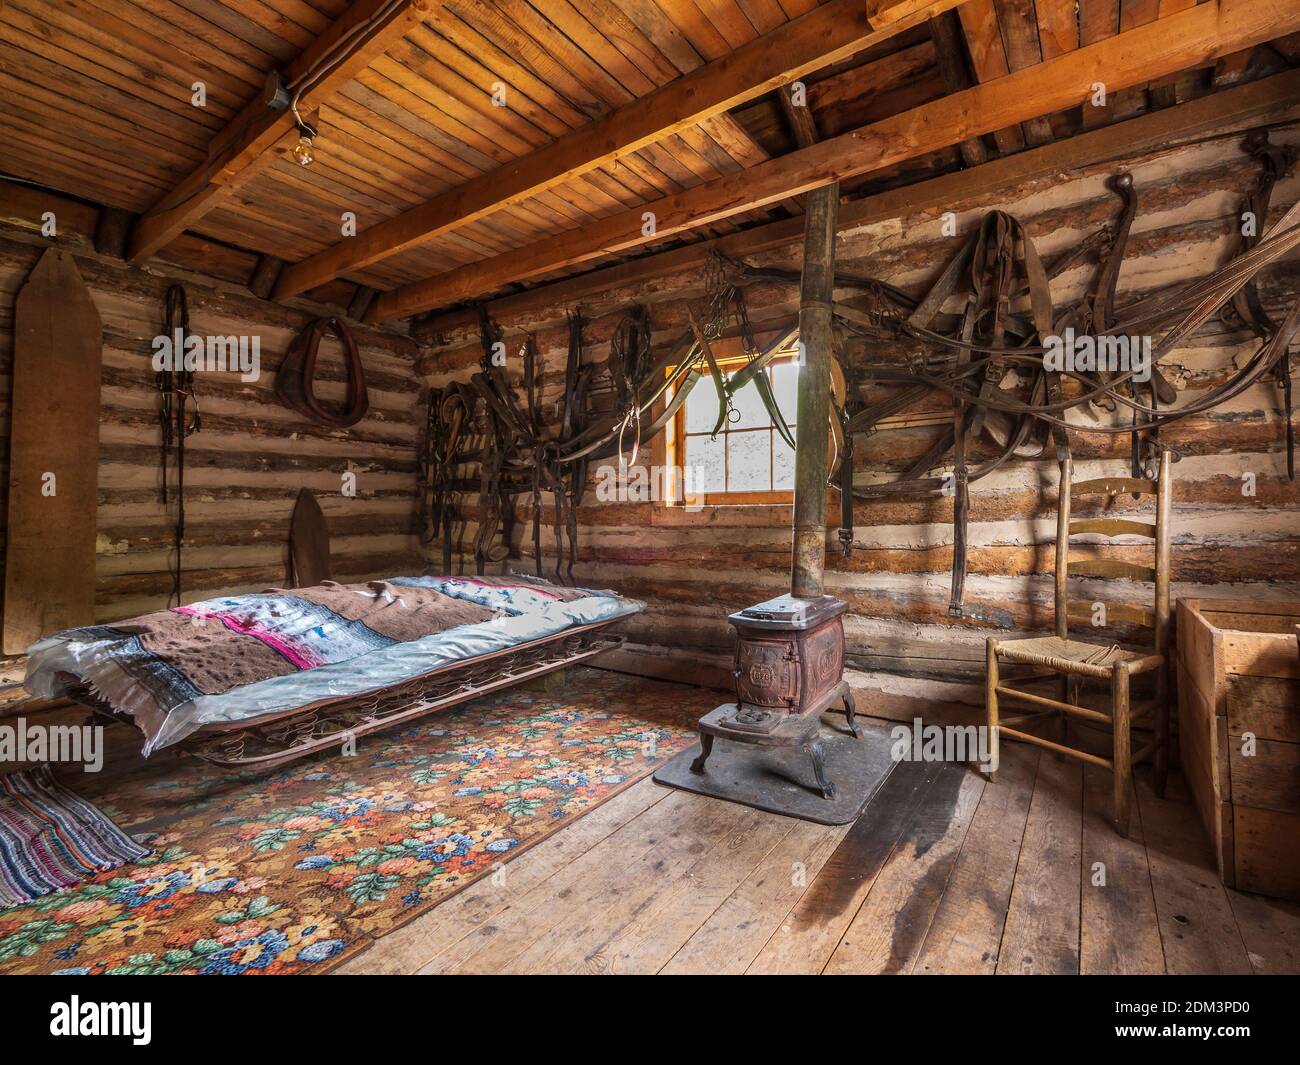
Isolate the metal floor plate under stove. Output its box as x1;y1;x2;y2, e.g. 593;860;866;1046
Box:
653;716;899;826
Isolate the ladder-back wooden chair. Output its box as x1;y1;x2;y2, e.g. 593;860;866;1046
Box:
985;449;1173;834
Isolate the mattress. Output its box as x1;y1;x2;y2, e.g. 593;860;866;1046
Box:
24;575;640;755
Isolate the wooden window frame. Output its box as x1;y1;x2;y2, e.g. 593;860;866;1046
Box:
665;341;798;507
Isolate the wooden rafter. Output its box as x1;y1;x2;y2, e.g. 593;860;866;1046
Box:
929;10;989;167
958;0;1027;152
411;66;1300;344
372;0;1300;323
1149;0;1200;107
1079;0;1129;127
997;0;1056;145
127;0;437;264
270;0;967;299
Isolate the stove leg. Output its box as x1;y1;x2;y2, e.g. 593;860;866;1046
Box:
809;740;836;800
690;733;714;775
843;687;861;739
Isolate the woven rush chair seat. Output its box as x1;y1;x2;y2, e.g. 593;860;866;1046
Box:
993;635;1163;678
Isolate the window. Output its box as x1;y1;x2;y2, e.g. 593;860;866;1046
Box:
670;343;799;505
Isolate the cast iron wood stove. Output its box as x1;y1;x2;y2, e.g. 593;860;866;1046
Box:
690;593;858;799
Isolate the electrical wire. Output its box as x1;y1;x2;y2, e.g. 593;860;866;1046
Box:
147;0;408;217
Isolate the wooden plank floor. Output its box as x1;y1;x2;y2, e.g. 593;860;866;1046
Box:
337;736;1300;975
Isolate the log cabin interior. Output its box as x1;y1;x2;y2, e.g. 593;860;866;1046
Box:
2;0;1300;993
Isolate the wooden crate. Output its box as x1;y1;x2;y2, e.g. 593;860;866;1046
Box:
1176;598;1300;901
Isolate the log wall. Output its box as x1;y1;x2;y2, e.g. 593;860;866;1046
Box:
0;186;425;685
419;124;1300;703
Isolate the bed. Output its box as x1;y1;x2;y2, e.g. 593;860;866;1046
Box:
23;575;639;769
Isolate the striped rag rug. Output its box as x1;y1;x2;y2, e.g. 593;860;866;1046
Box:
0;766;149;907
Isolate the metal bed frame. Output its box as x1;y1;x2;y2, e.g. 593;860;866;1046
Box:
70;619;624;770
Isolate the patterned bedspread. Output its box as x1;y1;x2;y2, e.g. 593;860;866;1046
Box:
24;576;635;754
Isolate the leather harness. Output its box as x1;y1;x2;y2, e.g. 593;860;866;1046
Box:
418;140;1300;601
275;316;369;429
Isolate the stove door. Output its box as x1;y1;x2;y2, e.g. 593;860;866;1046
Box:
735;638;800;708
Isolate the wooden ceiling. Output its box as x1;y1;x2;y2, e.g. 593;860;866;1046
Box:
2;0;1298;328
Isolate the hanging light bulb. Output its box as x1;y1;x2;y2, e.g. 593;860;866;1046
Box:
291;134;315;167
289;98;317;168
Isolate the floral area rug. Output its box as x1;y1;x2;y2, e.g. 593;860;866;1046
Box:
0;668;707;974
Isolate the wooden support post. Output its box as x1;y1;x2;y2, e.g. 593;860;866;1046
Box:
790;180;838;599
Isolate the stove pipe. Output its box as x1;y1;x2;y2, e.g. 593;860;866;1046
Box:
790;184;839;599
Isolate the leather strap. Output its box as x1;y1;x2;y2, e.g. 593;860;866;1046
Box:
159;283;199;606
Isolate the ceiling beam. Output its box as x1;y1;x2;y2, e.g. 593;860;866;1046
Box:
270;0;967;300
127;0;435;264
370;0;1300;323
867;0;957;24
411;66;1300;343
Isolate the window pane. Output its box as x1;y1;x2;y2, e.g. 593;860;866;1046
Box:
684;385;722;434
728;375;768;429
726;430;771;492
687;433;726;493
773;432;796;490
770;361;798;424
